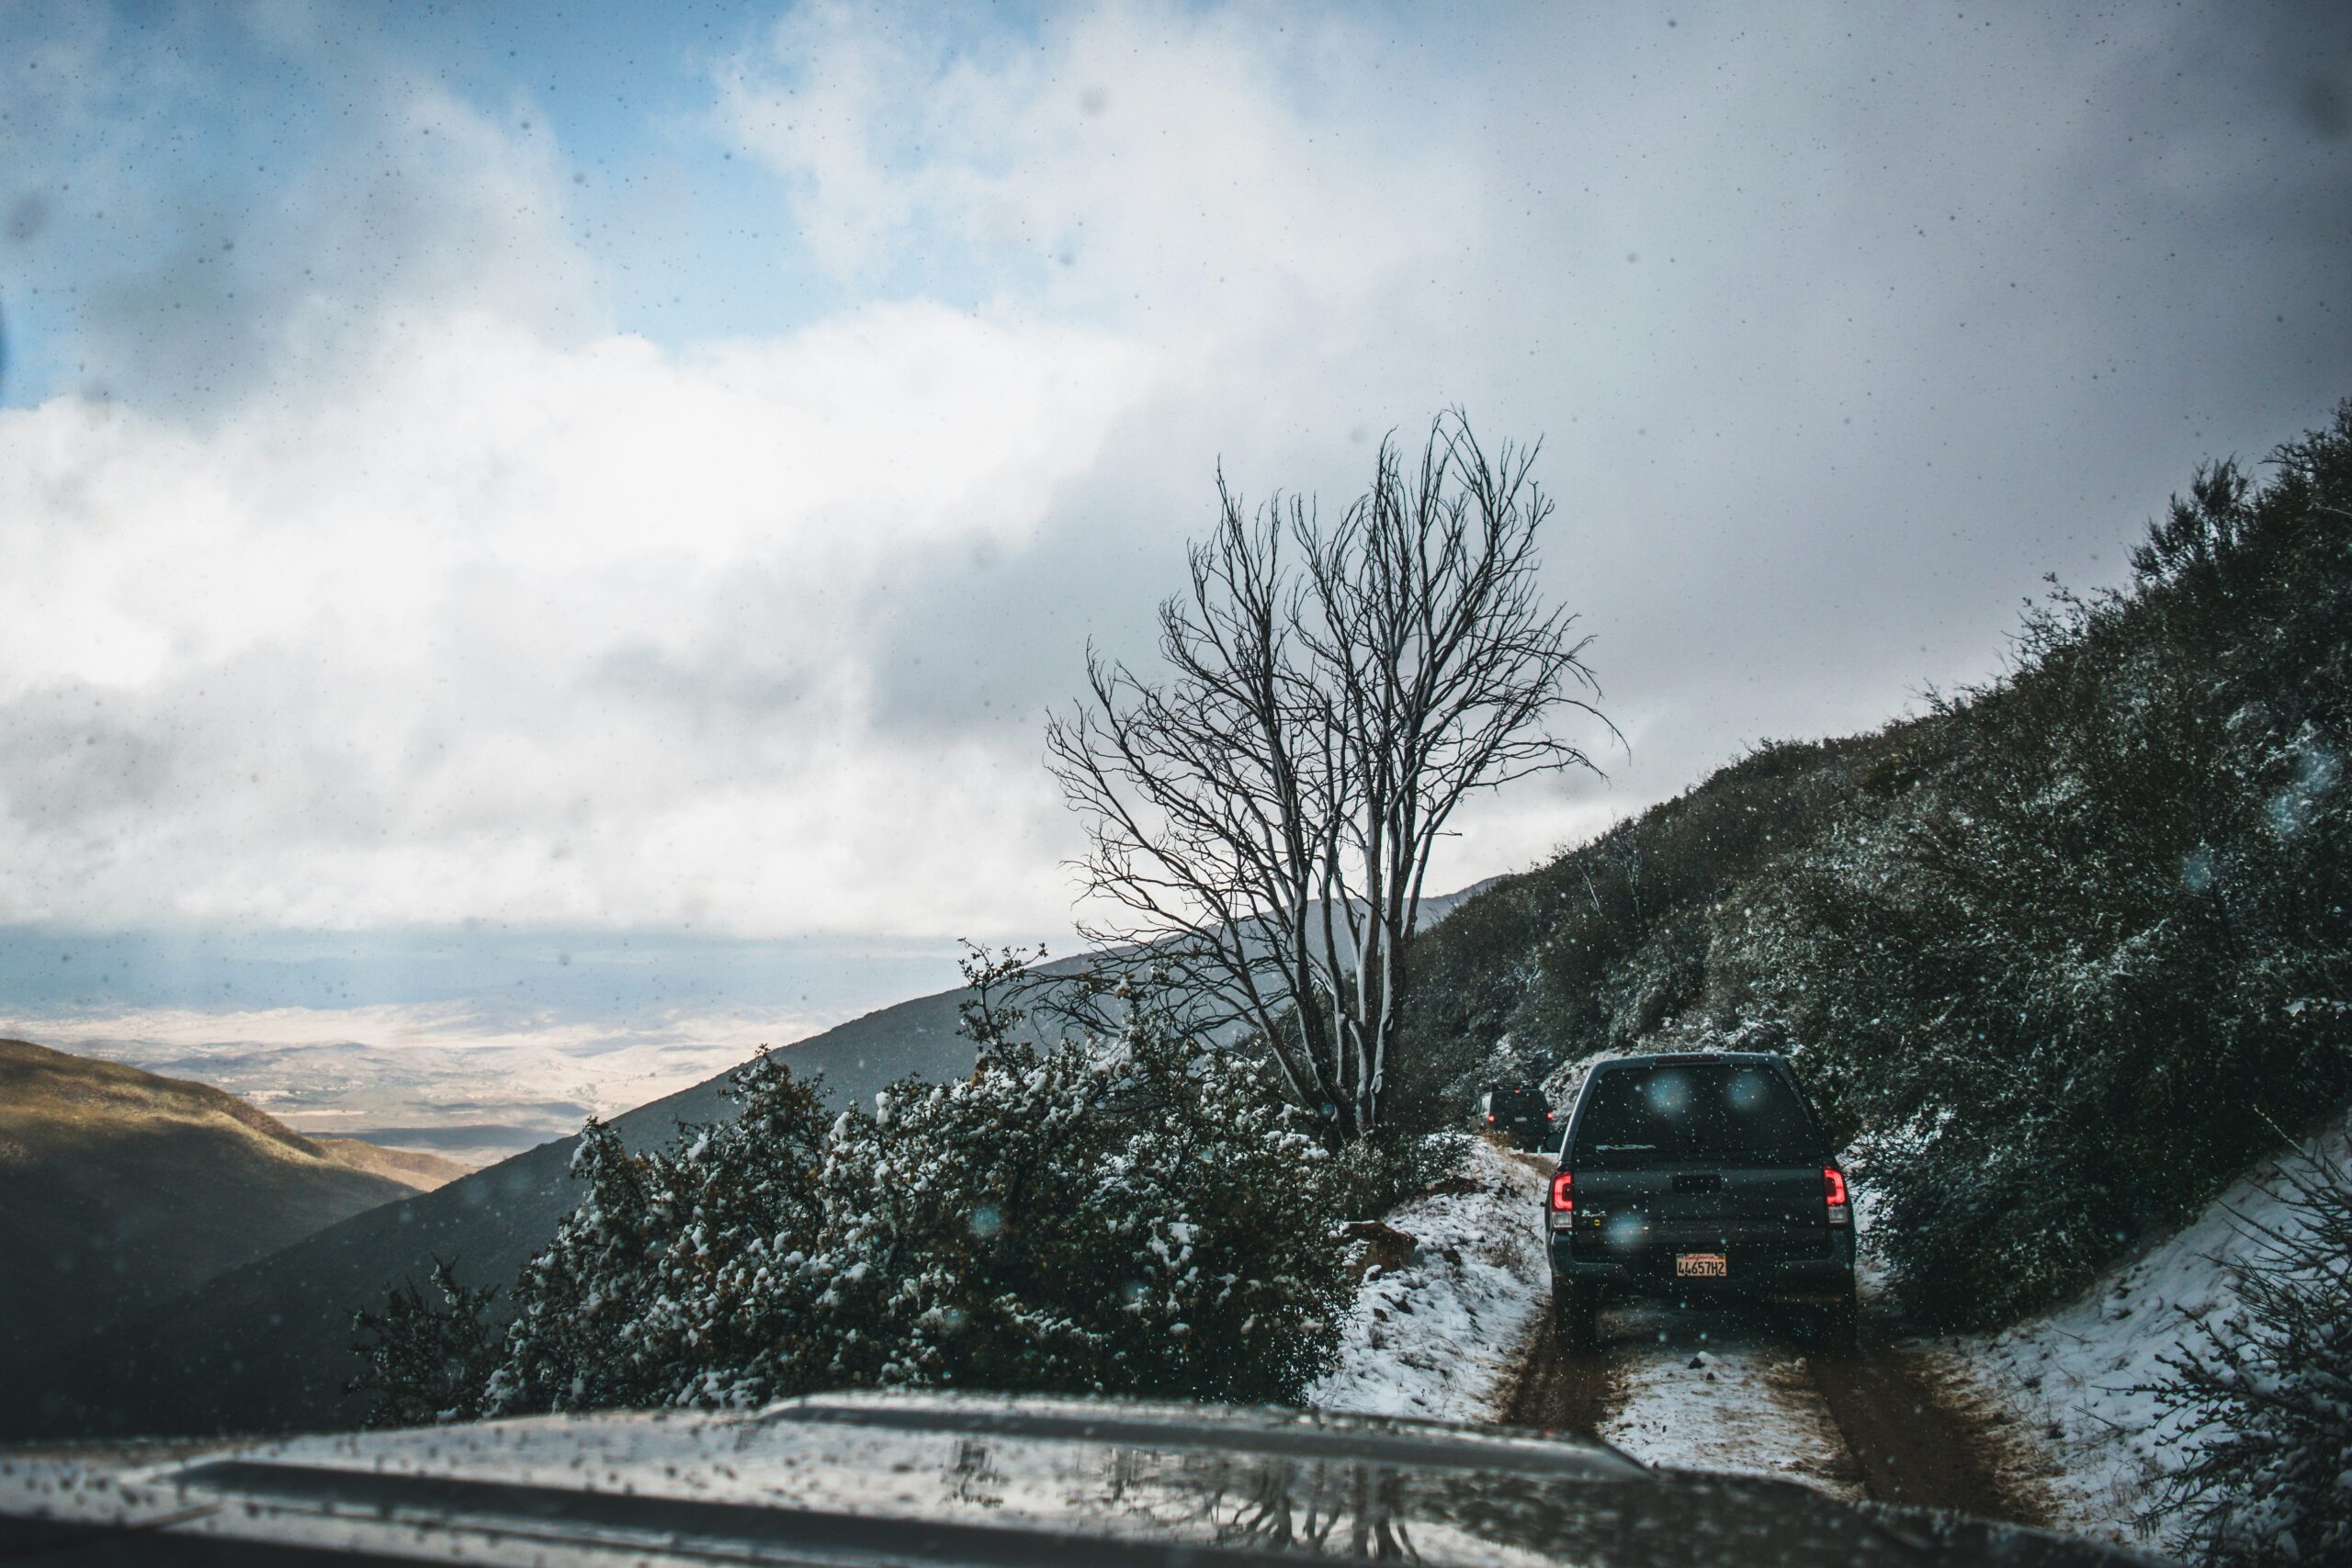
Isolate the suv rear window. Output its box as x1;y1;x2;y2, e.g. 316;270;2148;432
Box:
1571;1062;1820;1168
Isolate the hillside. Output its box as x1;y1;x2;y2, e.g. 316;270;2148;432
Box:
0;1039;461;1389
1401;402;2352;1330
2;976;996;1440
1392;725;1923;1116
307;1138;476;1192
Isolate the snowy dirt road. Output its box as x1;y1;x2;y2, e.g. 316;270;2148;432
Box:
1492;1153;2046;1527
1312;1143;2053;1531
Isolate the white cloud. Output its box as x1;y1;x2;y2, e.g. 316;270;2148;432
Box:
0;300;1150;935
1;0;1483;943
717;0;1477;341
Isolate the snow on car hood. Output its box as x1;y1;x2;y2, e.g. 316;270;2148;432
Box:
0;1390;2148;1567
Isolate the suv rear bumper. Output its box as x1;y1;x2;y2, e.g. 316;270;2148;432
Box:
1549;1230;1855;1301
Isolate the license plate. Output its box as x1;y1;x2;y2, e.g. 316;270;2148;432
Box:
1675;1253;1728;1278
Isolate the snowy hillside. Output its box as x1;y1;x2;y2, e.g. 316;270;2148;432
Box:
1961;1111;2352;1551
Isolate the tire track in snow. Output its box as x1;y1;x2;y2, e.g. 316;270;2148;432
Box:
1592;1304;1866;1500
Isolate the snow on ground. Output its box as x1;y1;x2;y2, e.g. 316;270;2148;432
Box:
1599;1312;1865;1500
1958;1111;2352;1551
1306;1136;1550;1423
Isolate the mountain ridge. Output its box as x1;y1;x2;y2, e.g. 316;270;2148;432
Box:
0;1038;465;1393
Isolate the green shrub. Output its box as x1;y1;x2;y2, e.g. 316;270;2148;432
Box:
345;1258;501;1428
1319;1123;1469;1222
358;948;1351;1421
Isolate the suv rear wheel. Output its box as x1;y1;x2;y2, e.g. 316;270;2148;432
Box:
1552;1280;1600;1353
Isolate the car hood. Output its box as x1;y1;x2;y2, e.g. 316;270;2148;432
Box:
0;1390;2153;1567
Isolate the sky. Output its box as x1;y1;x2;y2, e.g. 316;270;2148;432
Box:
0;0;2346;1127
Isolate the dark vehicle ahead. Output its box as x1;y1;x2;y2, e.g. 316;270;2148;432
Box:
1477;1084;1553;1148
1547;1052;1857;1351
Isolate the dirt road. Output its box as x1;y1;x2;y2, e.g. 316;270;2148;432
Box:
1495;1153;2046;1525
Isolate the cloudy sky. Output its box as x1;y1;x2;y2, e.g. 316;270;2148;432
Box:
1;0;2346;1102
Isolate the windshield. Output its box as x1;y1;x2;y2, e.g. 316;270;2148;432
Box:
0;7;2332;1546
1571;1063;1821;1168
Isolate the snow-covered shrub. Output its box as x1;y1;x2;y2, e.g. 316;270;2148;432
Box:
808;959;1347;1402
392;1052;838;1417
635;1047;834;1407
489;1117;685;1412
489;1050;837;1414
1320;1123;1468;1222
2142;1144;2352;1567
365;947;1347;1420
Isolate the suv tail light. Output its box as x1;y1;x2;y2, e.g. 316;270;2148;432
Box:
1549;1170;1574;1212
1824;1166;1850;1225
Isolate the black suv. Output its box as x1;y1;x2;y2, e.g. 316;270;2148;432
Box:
1478;1085;1554;1148
1546;1052;1856;1350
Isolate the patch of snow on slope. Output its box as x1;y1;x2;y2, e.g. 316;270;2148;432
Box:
1306;1136;1549;1423
1962;1111;2352;1551
1849;1168;1896;1307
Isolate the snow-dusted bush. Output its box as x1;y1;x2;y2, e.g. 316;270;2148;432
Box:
2142;1144;2352;1567
486;1118;677;1413
358;947;1347;1421
806;955;1347;1402
487;1050;833;1415
346;1258;501;1427
1319;1123;1468;1222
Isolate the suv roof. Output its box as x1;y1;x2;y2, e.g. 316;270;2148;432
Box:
1594;1050;1785;1069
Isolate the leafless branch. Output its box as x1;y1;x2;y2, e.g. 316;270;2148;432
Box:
1045;412;1613;1138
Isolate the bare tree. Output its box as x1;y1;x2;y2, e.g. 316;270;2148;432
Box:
1046;412;1610;1140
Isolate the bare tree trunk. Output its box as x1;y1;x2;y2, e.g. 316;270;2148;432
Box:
1046;412;1612;1141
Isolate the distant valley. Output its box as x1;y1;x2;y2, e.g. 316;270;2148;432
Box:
0;929;963;1163
0;980;987;1439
